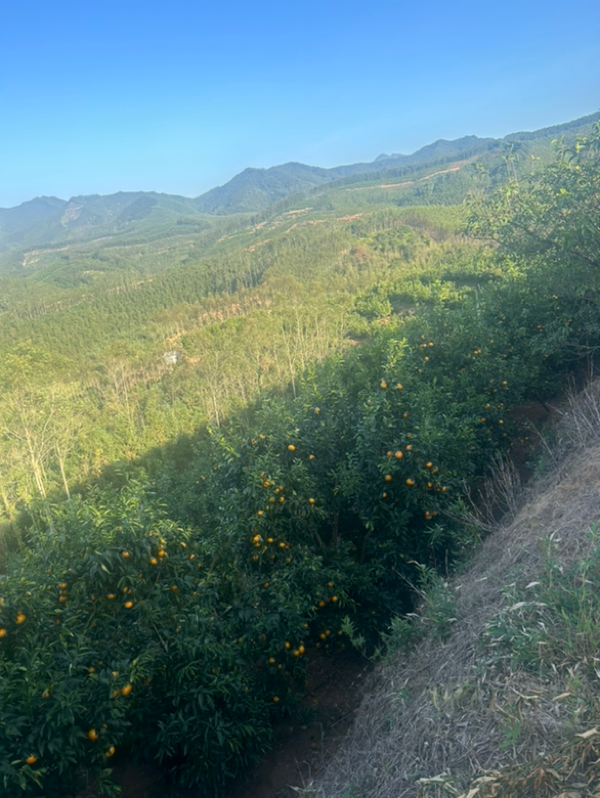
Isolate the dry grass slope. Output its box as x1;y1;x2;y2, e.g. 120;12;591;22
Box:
310;380;600;798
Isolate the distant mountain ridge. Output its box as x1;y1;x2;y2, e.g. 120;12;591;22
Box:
0;191;205;254
1;111;598;253
192;134;501;215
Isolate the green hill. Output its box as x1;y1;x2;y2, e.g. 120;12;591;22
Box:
192;112;600;214
0;116;598;798
2;111;597;263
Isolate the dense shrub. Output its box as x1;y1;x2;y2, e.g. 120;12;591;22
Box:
1;127;599;796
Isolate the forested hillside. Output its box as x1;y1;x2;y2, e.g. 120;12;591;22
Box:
0;120;598;798
1;111;597;260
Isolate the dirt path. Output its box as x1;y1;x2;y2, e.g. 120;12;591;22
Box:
225;649;372;798
344;161;469;192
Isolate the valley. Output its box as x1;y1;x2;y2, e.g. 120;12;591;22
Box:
0;114;598;798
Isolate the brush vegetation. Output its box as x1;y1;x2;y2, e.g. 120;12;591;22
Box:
312;379;600;798
0;121;598;797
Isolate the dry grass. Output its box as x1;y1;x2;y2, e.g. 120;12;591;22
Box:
308;380;600;798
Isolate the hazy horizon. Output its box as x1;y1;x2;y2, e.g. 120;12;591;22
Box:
1;0;598;208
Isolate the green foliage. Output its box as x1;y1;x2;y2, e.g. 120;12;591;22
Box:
484;527;600;677
467;123;600;271
0;478;283;795
0;122;599;796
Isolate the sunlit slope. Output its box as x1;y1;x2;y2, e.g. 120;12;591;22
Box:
0;126;599;794
0;203;466;361
193;111;600;214
2;111;597;267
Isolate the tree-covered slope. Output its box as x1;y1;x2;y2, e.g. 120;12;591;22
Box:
0;123;598;798
0;191;225;258
0;119;598;798
192;112;600;214
3;111;597;260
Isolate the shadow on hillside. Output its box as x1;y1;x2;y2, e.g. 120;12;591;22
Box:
1;389;280;558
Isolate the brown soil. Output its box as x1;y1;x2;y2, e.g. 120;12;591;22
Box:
344;163;466;192
225;649;372;798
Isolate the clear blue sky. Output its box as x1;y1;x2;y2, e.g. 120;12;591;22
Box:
1;0;598;208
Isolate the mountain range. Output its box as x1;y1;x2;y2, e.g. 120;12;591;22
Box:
1;111;598;256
